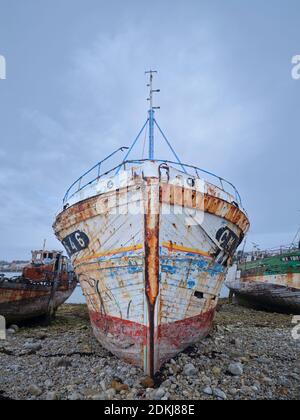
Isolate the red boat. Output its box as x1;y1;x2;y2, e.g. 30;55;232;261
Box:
0;250;77;324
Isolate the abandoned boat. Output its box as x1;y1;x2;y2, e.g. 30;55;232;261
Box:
0;250;77;324
53;72;250;376
226;244;300;314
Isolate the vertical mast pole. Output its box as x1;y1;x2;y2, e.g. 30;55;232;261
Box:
149;72;154;160
145;70;159;160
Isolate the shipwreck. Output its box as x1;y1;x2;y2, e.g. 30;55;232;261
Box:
0;250;77;324
53;72;250;376
226;241;300;314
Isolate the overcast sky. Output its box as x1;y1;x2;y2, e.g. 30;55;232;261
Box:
0;0;299;260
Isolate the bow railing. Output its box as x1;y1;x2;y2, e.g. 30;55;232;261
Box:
63;147;129;204
63;157;245;211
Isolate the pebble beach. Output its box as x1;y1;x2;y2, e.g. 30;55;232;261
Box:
0;301;299;401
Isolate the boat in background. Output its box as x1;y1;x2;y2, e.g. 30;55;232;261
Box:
53;72;250;376
226;239;300;314
0;250;77;324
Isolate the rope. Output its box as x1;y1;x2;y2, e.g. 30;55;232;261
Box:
116;119;149;174
142;123;148;159
292;226;300;246
154;119;187;174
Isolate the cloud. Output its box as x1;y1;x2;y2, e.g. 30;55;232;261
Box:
1;17;264;258
1;2;299;259
61;23;265;178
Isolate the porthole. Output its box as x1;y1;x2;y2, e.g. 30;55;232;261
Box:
107;180;114;189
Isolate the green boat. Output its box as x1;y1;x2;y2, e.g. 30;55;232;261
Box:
226;244;300;314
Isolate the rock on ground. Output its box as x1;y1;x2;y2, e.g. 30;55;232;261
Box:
0;302;299;400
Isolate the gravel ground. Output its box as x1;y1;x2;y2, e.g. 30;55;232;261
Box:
0;302;299;401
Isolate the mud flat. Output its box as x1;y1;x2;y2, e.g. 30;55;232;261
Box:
0;302;299;400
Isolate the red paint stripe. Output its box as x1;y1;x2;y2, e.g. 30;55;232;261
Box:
89;311;147;344
89;308;215;346
158;308;215;346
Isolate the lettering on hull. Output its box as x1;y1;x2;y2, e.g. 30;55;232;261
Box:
216;226;243;254
62;231;90;257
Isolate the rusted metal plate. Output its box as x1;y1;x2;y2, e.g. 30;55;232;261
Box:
0;282;76;324
231;282;300;314
160;183;249;232
226;265;300;314
53;162;249;375
144;177;160;377
0;252;77;324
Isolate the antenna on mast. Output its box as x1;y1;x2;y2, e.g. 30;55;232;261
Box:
291;211;300;248
145;70;160;159
118;70;186;174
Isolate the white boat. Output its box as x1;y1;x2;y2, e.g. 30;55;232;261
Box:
53;72;250;376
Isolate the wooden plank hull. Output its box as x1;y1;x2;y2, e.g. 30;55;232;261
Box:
0;281;77;324
227;271;300;314
54;163;249;375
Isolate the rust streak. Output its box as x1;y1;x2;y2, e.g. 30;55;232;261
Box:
160;184;249;233
144;177;160;378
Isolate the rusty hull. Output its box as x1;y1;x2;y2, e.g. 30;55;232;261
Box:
227;273;300;314
0;280;76;324
233;284;300;314
144;177;160;378
54;164;249;375
22;264;70;283
0;257;77;324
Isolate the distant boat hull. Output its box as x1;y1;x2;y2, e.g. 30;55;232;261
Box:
226;251;300;314
228;274;300;314
54;163;249;375
0;281;77;324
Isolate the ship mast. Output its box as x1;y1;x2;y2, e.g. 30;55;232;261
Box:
117;71;186;174
145;70;160;159
292;226;300;248
291;211;300;249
